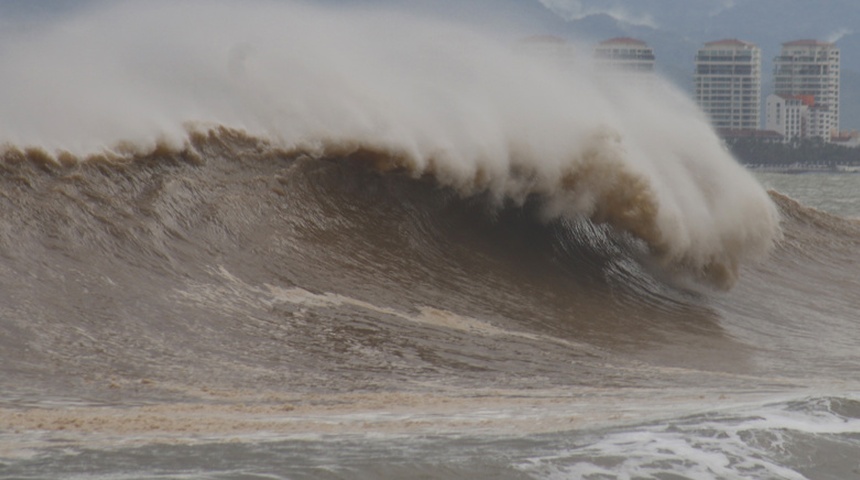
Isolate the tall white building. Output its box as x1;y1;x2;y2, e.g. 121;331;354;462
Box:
593;37;655;75
694;39;761;130
773;39;840;135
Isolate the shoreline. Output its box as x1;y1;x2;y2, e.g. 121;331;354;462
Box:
745;164;860;174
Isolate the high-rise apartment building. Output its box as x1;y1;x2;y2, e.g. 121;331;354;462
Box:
773;39;840;135
694;39;761;130
593;37;655;74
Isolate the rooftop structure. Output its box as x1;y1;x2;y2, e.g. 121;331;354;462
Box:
593;37;655;74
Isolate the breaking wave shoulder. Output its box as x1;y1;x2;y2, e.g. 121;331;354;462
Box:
3;122;779;290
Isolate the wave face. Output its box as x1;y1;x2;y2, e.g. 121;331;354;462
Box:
0;132;727;393
0;0;778;288
1;129;858;394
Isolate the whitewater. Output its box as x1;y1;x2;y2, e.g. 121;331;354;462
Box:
1;1;859;479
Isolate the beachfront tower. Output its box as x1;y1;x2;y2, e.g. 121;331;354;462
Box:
694;39;761;130
773;39;840;134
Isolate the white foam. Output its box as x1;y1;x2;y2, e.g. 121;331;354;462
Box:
178;265;575;344
519;395;860;480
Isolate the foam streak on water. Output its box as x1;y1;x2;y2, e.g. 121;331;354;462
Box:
3;395;860;479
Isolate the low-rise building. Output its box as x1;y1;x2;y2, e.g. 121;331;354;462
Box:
766;93;835;142
766;94;805;141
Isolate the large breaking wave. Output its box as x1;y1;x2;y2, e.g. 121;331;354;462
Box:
0;0;779;288
6;5;860;479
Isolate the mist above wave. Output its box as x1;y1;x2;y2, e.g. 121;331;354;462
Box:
0;0;779;288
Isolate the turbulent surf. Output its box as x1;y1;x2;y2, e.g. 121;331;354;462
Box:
0;1;858;479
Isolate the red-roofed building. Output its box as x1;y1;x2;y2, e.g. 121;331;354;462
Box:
766;93;835;142
695;39;761;130
773;39;840;135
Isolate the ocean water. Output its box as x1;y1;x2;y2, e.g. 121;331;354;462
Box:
755;171;860;220
1;2;859;479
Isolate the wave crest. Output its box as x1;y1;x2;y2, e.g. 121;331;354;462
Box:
0;1;781;288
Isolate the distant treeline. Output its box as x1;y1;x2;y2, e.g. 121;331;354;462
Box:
726;137;860;166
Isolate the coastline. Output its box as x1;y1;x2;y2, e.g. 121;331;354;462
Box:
745;163;860;174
